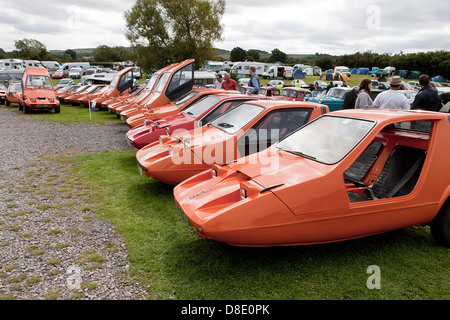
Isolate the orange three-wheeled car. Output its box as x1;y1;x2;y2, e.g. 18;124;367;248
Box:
174;109;450;247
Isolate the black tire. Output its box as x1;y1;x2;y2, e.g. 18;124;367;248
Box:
5;99;10;106
23;105;29;114
18;102;23;111
55;106;61;114
430;201;450;247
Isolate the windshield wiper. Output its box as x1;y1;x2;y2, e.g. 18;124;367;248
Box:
281;149;316;160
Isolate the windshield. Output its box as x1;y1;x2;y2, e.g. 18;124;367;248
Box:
26;75;53;89
174;90;199;108
210;103;264;134
153;72;171;93
277;116;376;164
144;73;159;91
182;95;221;118
326;88;348;99
109;74;120;88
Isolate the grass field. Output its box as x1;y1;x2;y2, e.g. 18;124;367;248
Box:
5;75;448;300
73;150;449;300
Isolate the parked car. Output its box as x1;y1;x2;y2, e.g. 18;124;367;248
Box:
69;67;83;79
127;92;261;149
267;80;285;88
278;87;311;101
118;59;195;120
258;86;281;98
19;67;60;113
306;86;352;111
125;88;226;129
291;79;308;88
0;84;6;105
5;82;22;105
136;100;329;185
309;80;328;91
57;78;75;87
52;69;68;79
174;109;450;247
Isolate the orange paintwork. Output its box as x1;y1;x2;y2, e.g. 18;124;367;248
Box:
136;100;328;185
5;82;22;105
89;67;134;107
173;109;450;247
125;88;227;129
19;67;60;113
119;59;195;121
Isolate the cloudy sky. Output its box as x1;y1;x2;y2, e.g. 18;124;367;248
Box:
1;0;449;56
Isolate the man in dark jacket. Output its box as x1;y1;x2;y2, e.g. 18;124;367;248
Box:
411;75;442;111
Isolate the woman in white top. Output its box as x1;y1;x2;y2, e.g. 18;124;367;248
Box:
355;78;373;108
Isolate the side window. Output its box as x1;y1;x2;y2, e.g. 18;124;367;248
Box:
237;108;312;157
167;63;193;92
200;100;247;126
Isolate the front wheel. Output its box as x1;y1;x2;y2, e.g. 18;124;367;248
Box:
18;102;23;111
55;106;60;114
430;201;450;247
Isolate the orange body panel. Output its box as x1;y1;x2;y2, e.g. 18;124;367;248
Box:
136;100;328;185
125;88;225;128
173;109;450;247
19;67;59;111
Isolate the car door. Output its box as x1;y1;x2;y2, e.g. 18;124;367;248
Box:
165;60;195;102
237;108;313;158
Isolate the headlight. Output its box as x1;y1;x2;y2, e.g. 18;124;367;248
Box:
240;188;247;200
159;136;163;145
168;145;173;156
148;125;153;133
49;98;54;102
30;98;36;102
211;169;217;179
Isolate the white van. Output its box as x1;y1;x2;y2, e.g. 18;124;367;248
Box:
58;62;91;74
334;66;351;76
231;62;267;76
0;59;24;70
262;65;293;80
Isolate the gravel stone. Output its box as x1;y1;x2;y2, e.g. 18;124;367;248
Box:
0;107;148;300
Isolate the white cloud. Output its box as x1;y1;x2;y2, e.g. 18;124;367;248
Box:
0;0;448;55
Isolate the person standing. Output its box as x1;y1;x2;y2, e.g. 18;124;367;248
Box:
221;72;238;91
411;74;442;111
373;76;410;110
214;73;224;89
247;65;261;94
354;78;373;109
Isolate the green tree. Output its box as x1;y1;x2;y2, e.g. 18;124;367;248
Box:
14;38;51;60
94;45;133;62
269;48;287;64
246;49;260;62
315;56;335;71
230;47;247;62
125;0;225;71
65;49;77;60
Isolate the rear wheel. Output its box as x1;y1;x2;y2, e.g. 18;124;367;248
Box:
430;200;450;247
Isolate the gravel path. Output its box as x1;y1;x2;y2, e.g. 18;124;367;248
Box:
0;107;149;300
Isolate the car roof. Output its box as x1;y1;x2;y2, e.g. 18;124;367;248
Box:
24;67;51;76
328;109;449;123
246;99;325;111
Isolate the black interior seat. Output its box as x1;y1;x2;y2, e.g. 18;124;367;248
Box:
344;140;383;184
348;145;426;202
